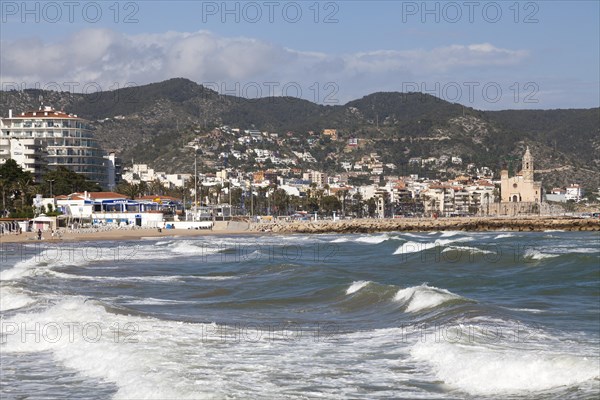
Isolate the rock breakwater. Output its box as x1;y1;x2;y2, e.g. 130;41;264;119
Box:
250;217;600;234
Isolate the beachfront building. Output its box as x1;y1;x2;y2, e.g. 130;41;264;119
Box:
55;191;178;227
1;107;110;187
0;136;47;182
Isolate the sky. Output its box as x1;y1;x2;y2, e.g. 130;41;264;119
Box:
1;1;598;110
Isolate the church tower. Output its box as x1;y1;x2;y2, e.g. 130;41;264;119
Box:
522;146;534;182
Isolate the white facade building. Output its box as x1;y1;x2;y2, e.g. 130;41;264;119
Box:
1;107;109;186
565;184;584;202
0;137;46;181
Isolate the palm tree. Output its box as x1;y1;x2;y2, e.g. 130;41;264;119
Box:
483;192;491;216
17;176;36;211
0;176;7;214
428;197;438;217
148;179;165;196
352;192;364;218
137;181;149;197
117;182;141;200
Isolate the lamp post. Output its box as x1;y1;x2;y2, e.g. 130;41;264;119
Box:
228;179;232;218
194;145;198;221
250;178;254;218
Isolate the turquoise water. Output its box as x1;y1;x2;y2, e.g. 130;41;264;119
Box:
1;231;599;399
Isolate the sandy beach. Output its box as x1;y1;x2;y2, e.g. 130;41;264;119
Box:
0;227;257;244
1;216;598;244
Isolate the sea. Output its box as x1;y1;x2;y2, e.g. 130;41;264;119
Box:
1;230;599;399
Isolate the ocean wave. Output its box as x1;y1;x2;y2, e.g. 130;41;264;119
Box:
410;338;599;395
507;307;544;314
330;237;349;243
122;297;196;306
524;249;560;260
0;285;37;311
439;231;462;237
355;235;391;244
494;233;515;239
441;246;494;255
48;270;235;283
400;233;426;239
346;281;371;295
1;297;220;399
393;237;473;255
394;284;467;313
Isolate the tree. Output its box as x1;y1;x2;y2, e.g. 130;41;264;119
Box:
366;198;377;217
117;182;141;200
351;192;364;218
147;179;165;196
320;195;341;215
336;189;349;216
0;159;36;216
271;188;290;216
17;175;36;210
483;192;491;216
40;166;102;196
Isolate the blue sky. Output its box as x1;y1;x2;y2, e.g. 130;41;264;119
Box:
1;1;598;109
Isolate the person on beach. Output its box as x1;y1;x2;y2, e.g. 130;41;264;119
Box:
37;229;42;240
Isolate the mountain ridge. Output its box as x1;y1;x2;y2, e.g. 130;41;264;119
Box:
1;78;598;189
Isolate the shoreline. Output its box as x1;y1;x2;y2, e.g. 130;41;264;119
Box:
0;216;598;244
0;228;259;244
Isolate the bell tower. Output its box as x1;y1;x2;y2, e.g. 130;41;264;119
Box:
522;146;534;182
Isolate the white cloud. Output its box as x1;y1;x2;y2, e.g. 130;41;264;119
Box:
0;29;530;106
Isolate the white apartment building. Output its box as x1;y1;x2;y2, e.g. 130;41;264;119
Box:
0;137;46;181
122;163;190;189
565;184;584;202
1;107;109;186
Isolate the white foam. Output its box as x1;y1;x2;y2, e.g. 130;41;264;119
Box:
393;237;472;255
439;231;463;237
524;249;560;260
0;286;37;311
123;297;195;306
569;247;599;254
346;281;370;295
354;235;390;244
508;307;544;314
442;246;494;255
330;237;349;243
411;340;599;395
48;271;233;283
394;284;464;313
0;257;40;281
494;233;515;239
169;241;206;254
393;240;437;255
0;243;176;282
1;298;219;399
